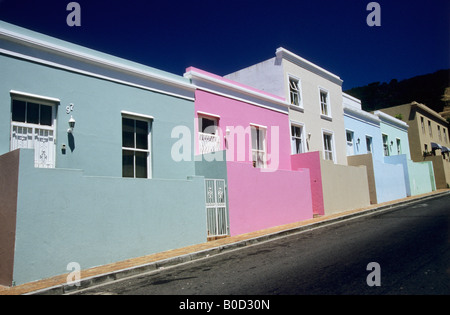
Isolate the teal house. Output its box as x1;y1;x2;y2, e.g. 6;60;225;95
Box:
344;93;435;203
0;22;208;286
374;110;436;196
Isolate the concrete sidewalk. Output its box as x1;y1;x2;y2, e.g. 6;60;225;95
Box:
1;189;449;295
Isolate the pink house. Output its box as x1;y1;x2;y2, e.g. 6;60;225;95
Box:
185;67;315;236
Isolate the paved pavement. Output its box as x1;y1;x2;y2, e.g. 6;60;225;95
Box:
1;189;449;295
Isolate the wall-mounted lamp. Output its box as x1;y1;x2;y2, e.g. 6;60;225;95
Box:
357;138;360;144
67;115;76;133
308;133;311;139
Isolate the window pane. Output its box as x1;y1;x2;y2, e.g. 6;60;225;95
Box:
122;118;135;148
201;117;217;134
12;100;26;122
135;120;148;150
295;138;303;153
135;151;148;178
251;127;258;150
27;102;40;124
122;150;134;177
40;105;52;126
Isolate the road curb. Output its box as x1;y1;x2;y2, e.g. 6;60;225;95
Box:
27;190;450;295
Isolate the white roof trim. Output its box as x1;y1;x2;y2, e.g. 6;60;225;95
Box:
184;69;289;108
276;47;343;86
374;110;409;128
0;26;194;92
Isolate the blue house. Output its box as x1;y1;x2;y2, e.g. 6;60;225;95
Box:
343;93;408;204
0;21;208;286
343;93;435;204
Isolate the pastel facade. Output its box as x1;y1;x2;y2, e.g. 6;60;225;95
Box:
0;22;206;286
185;67;314;236
379;102;450;189
0;22;443;287
226;48;370;215
374;111;436;196
343;93;407;203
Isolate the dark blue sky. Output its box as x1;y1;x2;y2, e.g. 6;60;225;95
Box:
1;0;449;90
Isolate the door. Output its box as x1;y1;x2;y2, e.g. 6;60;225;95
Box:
205;179;229;238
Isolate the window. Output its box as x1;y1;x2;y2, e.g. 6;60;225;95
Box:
12;99;53;126
346;130;354;156
199;116;217;135
291;124;304;154
320;89;330;117
438;126;442;141
366;136;373;153
428;120;432;137
251;125;266;168
10;97;56;168
198;115;220;154
289;77;301;107
323;132;334;161
382;134;389;156
421;117;425;134
396;138;402;155
444;128;448;143
122;117;151;178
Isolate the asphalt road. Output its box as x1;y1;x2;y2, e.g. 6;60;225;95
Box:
73;194;449;296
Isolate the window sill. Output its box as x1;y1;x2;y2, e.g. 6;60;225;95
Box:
320;114;332;121
289;104;304;112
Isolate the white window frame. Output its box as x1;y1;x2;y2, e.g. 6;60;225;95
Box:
396;138;402;155
319;87;331;119
366;135;373;153
290;122;305;154
121;112;152;179
382;133;389;156
250;124;267;168
197;113;221;154
10;92;58;168
288;75;303;108
322;129;335;162
346;129;355;156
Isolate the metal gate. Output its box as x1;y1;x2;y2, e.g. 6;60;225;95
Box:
205;179;229;238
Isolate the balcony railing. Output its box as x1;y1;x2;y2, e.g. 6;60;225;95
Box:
198;132;221;154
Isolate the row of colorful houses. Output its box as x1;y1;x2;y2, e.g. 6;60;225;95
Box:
0;21;448;286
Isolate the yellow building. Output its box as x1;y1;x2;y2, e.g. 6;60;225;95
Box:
380;102;450;188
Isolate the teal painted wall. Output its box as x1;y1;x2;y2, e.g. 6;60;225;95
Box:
13;149;206;285
385;154;435;196
0;54;195;179
379;119;411;160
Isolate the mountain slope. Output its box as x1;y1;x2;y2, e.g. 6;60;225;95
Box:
344;69;450;113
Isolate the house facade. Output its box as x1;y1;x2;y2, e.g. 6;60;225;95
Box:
184;67;314;236
343;93;407;204
374;110;436;196
0;22;207;286
379;102;450;189
226;48;370;215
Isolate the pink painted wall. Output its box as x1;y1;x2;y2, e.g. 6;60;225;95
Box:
227;161;313;236
194;89;292;171
291;152;325;216
192;70;315;236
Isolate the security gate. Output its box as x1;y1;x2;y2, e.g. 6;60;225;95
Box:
205;179;229;238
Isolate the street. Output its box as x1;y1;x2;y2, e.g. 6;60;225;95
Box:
73;195;449;296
